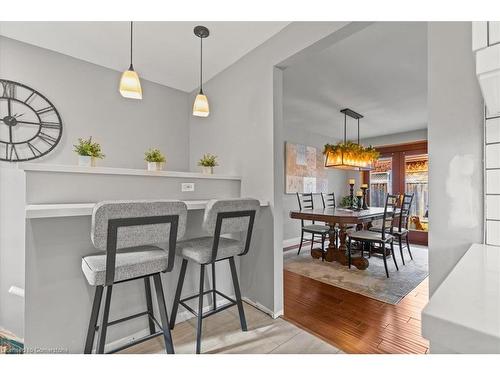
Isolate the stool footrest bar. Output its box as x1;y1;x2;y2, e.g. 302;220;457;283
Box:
106;331;164;354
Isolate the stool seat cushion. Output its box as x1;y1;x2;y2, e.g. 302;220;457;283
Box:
82;245;168;286
348;230;394;243
177;236;243;264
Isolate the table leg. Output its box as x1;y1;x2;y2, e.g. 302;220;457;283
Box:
325;223;369;270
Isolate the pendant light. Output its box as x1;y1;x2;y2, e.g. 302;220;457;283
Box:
193;25;210;117
119;21;142;99
324;108;379;170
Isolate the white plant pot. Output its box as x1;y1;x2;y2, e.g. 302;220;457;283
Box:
147;162;164;171
78;155;96;167
202;166;214;175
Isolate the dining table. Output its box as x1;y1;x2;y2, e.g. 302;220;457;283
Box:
289;206;387;270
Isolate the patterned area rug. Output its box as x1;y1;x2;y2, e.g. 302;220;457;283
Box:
0;331;23;354
284;245;428;304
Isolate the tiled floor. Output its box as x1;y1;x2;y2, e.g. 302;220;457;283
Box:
121;302;341;354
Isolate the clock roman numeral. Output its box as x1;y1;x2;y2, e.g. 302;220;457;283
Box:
27;142;42;157
6;144;19;161
24;91;37;105
40;121;61;129
36;106;54;116
38;132;57;146
1;82;16;99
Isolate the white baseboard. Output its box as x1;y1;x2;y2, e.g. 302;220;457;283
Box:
241;297;282;319
282;237;301;248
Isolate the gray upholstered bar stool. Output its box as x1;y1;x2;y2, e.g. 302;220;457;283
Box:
169;198;259;354
81;200;187;354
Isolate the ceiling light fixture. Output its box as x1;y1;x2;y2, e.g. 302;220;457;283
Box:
119;21;142;100
324;108;379;171
192;25;210;117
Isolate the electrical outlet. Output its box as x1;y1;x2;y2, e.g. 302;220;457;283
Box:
181;182;195;192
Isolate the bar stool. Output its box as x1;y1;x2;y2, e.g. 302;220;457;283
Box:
81;200;187;354
169;198;259;354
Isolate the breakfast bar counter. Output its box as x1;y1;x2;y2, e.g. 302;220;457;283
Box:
0;163;268;353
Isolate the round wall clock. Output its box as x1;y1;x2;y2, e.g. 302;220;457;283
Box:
0;79;63;162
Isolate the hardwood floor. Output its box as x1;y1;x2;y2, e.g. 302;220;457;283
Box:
283;270;429;354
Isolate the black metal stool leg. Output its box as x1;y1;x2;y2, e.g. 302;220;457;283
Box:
398;236;406;265
212;263;217;310
229;257;247;332
390;241;399;271
196;265;205;354
406;235;413;260
84;285;103;354
170;258;188;329
144;277;156;335
97;285;113;354
153;273;175;354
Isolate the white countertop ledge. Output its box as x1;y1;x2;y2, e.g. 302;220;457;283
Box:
422;243;500;353
26;200;269;219
17;163;242;180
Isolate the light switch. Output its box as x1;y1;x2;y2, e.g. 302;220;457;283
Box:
181;183;195;192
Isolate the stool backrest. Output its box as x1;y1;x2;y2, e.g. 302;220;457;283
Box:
381;194;399;240
91;200;188;251
321;192;336;208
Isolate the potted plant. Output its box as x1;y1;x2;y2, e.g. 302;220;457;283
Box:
198;153;218;174
144;148;166;171
73;137;105;167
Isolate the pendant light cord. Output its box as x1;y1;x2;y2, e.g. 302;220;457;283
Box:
199;36;203;94
130;21;134;70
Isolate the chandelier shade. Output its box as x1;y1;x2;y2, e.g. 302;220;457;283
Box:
323;108;379;171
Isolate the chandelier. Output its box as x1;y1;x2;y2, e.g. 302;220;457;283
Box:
324;108;379;171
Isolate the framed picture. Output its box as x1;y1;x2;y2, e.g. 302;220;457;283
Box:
285;142;328;194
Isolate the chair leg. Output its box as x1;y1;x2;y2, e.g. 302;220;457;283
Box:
84;285;103;354
406;235;413;260
297;231;304;255
390;241;399;271
153;273;175;354
398;236;406;265
310;233;315;252
196;264;205;354
97;285;112;354
321;235;325;261
144;277;156;335
382;245;390;278
348;238;352;268
229;257;247;332
212;263;217;311
170;258;188;329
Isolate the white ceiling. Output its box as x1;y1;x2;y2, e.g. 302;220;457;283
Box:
284;22;427;140
0;21;289;92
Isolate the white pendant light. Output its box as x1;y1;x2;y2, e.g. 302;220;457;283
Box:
119;21;142;100
193;26;210;117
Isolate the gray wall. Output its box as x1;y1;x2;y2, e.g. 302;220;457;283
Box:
0;36;190;170
188;22;349;314
428;22;484;294
361;129;428;147
282;126;349;242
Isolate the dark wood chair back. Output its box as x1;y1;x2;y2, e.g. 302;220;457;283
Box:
296;192;315;226
381;194;399;240
320;192;336;209
398;193;414;232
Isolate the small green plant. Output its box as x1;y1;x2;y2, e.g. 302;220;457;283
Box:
144;148;166;163
198;153;219;167
341;195;356;208
73;137;105;159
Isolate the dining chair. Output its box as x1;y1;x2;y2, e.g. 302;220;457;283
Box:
296;192;329;260
81;200;188;354
370;193;414;265
347;194;399;278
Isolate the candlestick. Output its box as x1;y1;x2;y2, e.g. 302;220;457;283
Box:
361;186;369;210
349;181;355;209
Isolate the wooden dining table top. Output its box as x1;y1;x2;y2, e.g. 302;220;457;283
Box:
289;206;387;224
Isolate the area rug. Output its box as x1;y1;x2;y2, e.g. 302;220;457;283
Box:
284;245;428;304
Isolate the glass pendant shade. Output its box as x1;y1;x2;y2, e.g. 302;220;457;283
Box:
119;67;142;99
193;92;209;117
324;148;376;171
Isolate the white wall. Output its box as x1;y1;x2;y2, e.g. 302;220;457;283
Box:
188;22;350;314
0;36;190;170
361;129;428;147
281;126;349;242
427;22;484;295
